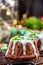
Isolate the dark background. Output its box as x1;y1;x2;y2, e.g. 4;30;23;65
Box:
19;0;43;20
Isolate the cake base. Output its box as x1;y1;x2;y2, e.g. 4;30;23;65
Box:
7;54;36;62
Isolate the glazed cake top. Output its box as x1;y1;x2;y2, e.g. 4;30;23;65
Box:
6;29;43;57
8;35;37;56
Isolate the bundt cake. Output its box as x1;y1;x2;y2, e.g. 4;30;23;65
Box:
6;35;39;61
7;28;43;53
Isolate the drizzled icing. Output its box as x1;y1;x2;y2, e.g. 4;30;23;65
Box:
18;40;37;55
6;29;43;57
24;32;31;37
6;40;37;56
6;37;37;57
38;33;43;50
12;44;15;55
6;49;9;57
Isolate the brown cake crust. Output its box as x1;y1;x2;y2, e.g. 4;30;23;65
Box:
6;40;39;61
14;42;23;56
37;39;41;51
7;54;36;61
26;43;34;55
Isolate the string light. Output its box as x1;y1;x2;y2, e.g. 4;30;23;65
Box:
5;0;15;7
10;0;15;7
1;4;6;9
18;25;22;29
13;19;17;25
6;10;11;16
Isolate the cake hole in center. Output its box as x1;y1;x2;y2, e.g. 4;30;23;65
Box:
18;46;20;49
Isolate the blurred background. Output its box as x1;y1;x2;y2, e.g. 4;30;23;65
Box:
0;0;43;43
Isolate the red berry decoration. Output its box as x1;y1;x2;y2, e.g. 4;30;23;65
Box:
16;28;20;30
18;34;21;36
41;17;43;21
23;26;27;28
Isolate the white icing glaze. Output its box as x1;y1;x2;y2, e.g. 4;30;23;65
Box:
18;40;26;45
18;40;26;55
18;40;37;55
24;36;27;40
24;32;31;37
6;39;37;56
6;50;8;57
6;39;13;57
6;40;12;57
9;39;13;48
6;49;9;57
23;45;26;55
38;33;43;50
38;34;43;40
12;44;15;55
34;53;38;57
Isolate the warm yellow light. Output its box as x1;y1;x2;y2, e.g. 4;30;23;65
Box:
16;25;22;29
10;1;15;6
23;14;27;19
18;25;22;29
13;19;17;25
1;4;6;9
6;10;11;16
